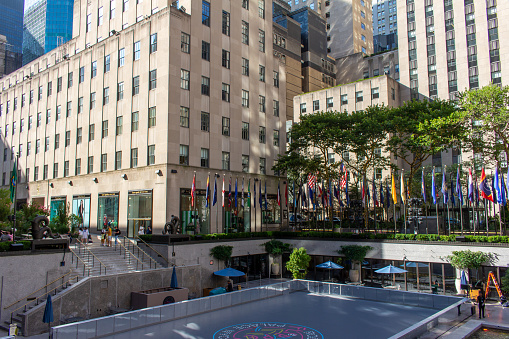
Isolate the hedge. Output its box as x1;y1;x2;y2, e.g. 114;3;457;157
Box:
0;241;32;252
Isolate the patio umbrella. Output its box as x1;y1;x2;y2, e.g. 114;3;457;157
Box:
400;262;429;268
42;294;54;336
460;271;469;290
316;261;344;281
170;266;178;288
375;265;408;274
214;267;246;277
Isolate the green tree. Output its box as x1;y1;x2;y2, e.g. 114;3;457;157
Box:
210;245;233;269
446;250;498;270
15;201;49;235
286;247;311;279
501;270;509;295
0;189;12;222
261;239;291;255
49;202;73;234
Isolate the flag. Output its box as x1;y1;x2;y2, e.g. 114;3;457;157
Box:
366;179;371;204
213;175;217;206
386;184;390;208
222;176;225;208
307;173;316;189
241;178;245;207
421;169;426;203
380;182;384;207
456;167;463;206
373;178;378;207
205;175;210;208
345;178;350;206
468;168;474;204
431;168;437;205
235;178;238;208
501;172;507;206
391;173;397;205
285;181;288;207
492;176;498;204
400;171;406;205
479;168;494;202
329;181;333;207
191;173;196;207
228;177;232;208
495;167;501;204
450;178;455;206
259;179;262;208
309;184;314;210
277;182;281;206
265;181;268;210
361;178;366;205
254;180;257;208
441;169;448;204
340;170;347;189
9;159;17;203
302;184;307;208
247;179;251;207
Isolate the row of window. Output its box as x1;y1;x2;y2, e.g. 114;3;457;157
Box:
202;0;265;27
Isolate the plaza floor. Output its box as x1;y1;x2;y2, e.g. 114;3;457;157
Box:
101;291;437;339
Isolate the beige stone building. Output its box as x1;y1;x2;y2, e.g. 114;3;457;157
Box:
335;49;399;85
0;0;287;235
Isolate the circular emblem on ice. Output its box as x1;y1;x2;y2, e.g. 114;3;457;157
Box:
213;322;324;339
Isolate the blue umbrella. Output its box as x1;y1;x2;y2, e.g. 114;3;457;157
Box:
400;262;429;268
214;267;245;277
375;265;408;274
170;266;178;288
42;294;54;333
316;261;344;269
460;271;469;290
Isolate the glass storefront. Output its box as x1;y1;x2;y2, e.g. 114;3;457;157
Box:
224;198;250;233
262;194;281;224
128;190;152;237
72;195;90;229
97;192;119;231
50;196;66;221
180;188;210;234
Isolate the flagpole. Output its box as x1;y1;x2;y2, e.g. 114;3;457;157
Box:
496;166;503;236
13;153;19;237
459;168;464;236
433;167;439;235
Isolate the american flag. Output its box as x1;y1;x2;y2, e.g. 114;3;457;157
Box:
307;173;316;189
340;170;348;189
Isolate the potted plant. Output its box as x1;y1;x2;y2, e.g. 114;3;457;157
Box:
261;239;291;275
210;245;233;269
337;245;373;283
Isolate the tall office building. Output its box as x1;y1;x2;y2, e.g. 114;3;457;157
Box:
0;0;287;234
289;0;373;59
22;0;74;65
372;0;397;53
397;0;509;102
0;0;24;76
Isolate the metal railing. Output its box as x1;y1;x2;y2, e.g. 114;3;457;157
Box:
69;247;91;277
120;236;159;269
115;241;146;271
135;235;169;265
74;238;108;275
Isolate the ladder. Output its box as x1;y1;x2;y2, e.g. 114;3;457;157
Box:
485;271;503;300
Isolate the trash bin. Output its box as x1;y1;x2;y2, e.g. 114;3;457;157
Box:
10;243;24;251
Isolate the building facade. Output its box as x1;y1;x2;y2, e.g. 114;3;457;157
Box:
0;0;24;75
372;0;398;53
0;0;287;235
22;0;74;65
397;0;509;102
336;49;399;85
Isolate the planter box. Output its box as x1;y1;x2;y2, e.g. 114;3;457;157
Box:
131;287;189;310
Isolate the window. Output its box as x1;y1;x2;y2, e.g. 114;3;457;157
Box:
201;41;210;60
88;156;94;174
180;69;190;89
260;157;266;174
259;95;266;112
132;76;139;95
131;112;139;131
273;71;279;87
222;11;230;36
91;61;97;78
79;67;85;83
36;139;40;154
46;109;51;124
300;103;306;114
201;76;210;96
131;148;138;168
55;106;61;121
27;142;31;156
242;90;249;107
148;107;156;127
313;100;319;111
134;41;141;60
115;151;122;170
149;70;157;90
259;126;266;143
150;33;157;53
222;152;230;170
391;88;395;100
326;97;333;108
20;119;24;132
181;33;190;53
242;21;249;44
30;90;34;103
76;128;82;144
98;6;104;25
90;92;96;109
201;112;210;131
45;137;49;152
118;48;125;67
116;116;123;135
179;145;189;165
242;122;249;140
89;124;95;141
28;116;33;130
242;58;249;76
65;131;71;146
57;77;62;92
75;159;81;175
201;148;209;168
78;97;83;113
222;117;230;136
371;87;379;99
273;100;279;117
34;166;38;181
222;50;230;69
179;106;190;128
258;0;265;18
202;1;210;26
242;155;249;172
148;145;155;165
104;54;110;72
123;0;128;12
356;91;363;102
117;82;124;100
100;154;107;172
222;83;230;102
273;130;280;147
242;0;249;10
259;65;265;82
53;163;58;179
259;30;265;52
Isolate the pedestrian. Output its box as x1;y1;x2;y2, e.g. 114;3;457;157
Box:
114;224;121;244
0;231;10;242
477;293;485;318
138;224;145;235
100;228;106;246
78;228;83;242
107;225;113;247
226;279;234;292
83;227;89;243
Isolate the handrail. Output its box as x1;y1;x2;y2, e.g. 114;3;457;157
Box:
116;241;145;270
69;248;91;277
3;269;73;309
135;235;169;265
123;236;159;269
10;275;80;323
74;238;108;275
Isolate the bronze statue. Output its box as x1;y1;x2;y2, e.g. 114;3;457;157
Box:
31;215;57;240
163;215;180;235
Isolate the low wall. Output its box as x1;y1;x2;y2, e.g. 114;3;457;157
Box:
22;265;202;336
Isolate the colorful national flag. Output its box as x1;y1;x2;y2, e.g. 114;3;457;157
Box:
213;175;217;206
501;172;507;206
265;181;268;210
441;169;448;204
222;176;225;208
307;173;316;189
373;177;378;207
492;176;498;204
235;178;238;208
259;180;262;209
456;167;463;206
386;184;390;208
468;168;474;204
228;177;232;208
431;167;437;205
400;171;406;205
191;173;196;207
247;179;251;207
205;175;210;208
495;167;501;205
345;178;350;206
9;159;17;203
391;173;397;205
380;182;384;207
241;178;244;207
450;178;455;205
421;169;426;203
479;168;494;202
277;182;281;206
340;170;347;189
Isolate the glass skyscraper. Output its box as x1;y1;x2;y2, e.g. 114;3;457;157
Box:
22;0;73;65
0;0;24;75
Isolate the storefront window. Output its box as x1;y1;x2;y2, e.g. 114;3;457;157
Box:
262;194;281;224
128;190;152;237
224;198;250;233
72;195;90;229
50;196;66;221
180;188;210;234
97;192;119;231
